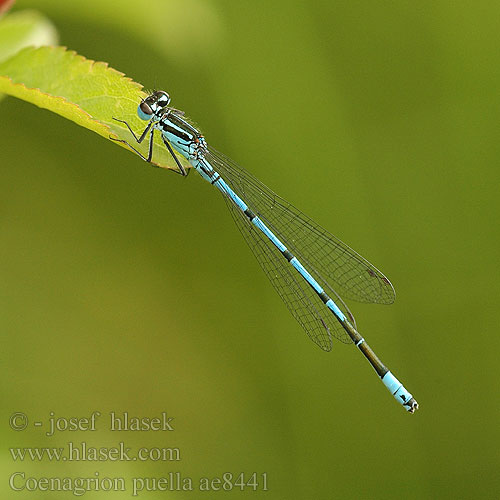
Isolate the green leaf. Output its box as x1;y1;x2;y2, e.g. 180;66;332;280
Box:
0;45;186;171
0;10;58;63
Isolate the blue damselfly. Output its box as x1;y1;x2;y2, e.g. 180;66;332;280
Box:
111;91;418;413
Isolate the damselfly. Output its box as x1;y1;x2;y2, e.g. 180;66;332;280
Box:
111;90;418;413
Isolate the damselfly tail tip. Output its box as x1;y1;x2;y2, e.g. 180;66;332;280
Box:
405;398;419;414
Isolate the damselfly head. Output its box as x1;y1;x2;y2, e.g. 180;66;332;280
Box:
137;91;171;121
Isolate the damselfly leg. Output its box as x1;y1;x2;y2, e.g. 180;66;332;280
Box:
110;117;187;176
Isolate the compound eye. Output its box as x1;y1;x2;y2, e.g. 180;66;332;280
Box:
156;90;171;107
137;101;153;120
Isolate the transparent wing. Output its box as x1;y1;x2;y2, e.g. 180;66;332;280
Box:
206;147;395;305
222;194;354;350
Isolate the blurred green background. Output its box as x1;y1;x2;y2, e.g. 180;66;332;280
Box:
1;1;499;498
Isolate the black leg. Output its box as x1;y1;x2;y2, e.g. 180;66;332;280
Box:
110;117;189;176
112;118;152;143
161;135;187;176
110;124;155;162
